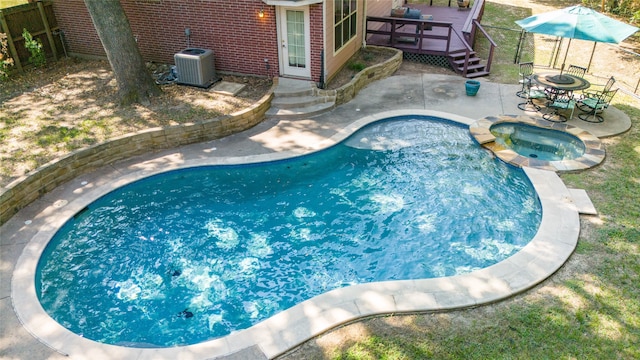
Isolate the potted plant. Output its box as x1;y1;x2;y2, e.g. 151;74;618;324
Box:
457;0;470;9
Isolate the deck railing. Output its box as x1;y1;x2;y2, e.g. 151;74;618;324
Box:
447;26;474;76
471;20;496;72
365;15;479;74
365;16;455;55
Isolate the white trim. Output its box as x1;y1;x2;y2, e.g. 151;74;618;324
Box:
263;0;321;6
278;6;312;78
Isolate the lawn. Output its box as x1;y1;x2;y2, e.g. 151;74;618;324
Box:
0;0;27;9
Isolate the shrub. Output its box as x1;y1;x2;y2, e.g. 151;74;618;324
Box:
1;32;14;79
22;28;46;68
348;61;366;72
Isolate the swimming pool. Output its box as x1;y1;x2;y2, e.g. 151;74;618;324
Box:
12;110;582;360
36;116;541;347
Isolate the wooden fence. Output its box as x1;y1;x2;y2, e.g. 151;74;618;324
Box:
0;0;63;72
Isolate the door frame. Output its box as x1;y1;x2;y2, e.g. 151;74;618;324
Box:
277;5;312;79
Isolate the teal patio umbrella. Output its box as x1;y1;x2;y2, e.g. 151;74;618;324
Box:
516;5;638;71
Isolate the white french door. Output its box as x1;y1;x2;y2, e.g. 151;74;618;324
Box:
278;6;311;78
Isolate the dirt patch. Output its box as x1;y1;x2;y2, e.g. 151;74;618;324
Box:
325;48;399;90
0;57;272;187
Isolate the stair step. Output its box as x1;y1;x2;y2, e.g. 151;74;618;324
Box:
274;78;316;98
458;63;486;72
272;95;335;109
266;101;336;120
274;87;315;98
453;57;481;66
448;50;476;59
465;70;490;78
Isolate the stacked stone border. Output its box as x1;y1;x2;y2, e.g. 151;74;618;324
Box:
0;82;277;225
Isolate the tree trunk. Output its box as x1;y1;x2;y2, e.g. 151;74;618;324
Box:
83;0;160;105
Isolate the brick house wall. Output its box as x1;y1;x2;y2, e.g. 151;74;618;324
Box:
52;0;283;79
309;4;324;83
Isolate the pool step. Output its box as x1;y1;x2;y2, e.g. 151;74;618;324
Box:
267;78;336;120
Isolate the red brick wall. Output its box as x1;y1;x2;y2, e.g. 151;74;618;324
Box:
309;4;323;84
52;0;286;78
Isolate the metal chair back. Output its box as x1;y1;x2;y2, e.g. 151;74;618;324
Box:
517;62;534;98
519;62;534;80
602;76;616;93
565;65;587;78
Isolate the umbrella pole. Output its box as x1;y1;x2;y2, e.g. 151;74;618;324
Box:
561;38;572;74
587;42;597;72
552;37;562;69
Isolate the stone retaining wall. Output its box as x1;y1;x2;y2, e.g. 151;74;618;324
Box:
318;46;403;105
0;83;276;225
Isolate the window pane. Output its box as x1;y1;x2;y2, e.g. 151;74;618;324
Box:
343;17;350;44
287;10;306;68
334;0;357;51
350;13;357;37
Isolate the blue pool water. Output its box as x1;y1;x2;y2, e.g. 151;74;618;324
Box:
490;122;585;161
37;117;542;347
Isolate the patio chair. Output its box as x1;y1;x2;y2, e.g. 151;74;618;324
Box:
543;88;576;122
516;62;534;98
578;88;618;123
517;73;548;112
578;76;616;101
565;64;587;78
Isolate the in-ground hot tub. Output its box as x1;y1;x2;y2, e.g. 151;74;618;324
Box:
469;114;605;172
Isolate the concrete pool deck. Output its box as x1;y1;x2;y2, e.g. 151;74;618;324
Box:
1;73;632;360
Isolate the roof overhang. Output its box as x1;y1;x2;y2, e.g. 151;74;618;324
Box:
262;0;323;6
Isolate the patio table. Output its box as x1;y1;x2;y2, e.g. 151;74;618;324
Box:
532;73;591;93
532;73;591;120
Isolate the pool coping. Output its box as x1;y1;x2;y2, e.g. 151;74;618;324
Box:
469;114;605;172
11;110;582;360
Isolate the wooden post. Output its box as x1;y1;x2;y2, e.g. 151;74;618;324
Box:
0;11;23;72
37;0;57;61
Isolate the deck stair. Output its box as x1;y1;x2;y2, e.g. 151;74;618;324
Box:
266;78;336;120
448;50;490;78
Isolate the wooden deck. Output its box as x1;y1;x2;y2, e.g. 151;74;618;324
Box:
366;4;474;55
365;1;495;78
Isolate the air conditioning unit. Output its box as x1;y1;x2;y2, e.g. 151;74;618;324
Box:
174;48;219;88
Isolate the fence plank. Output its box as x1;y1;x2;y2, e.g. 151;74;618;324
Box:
0;11;23;71
37;0;57;61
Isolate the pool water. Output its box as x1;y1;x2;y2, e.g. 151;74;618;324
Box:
37;117;542;347
490;122;585;161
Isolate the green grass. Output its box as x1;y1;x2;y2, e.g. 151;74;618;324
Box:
475;1;532;83
0;0;28;9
